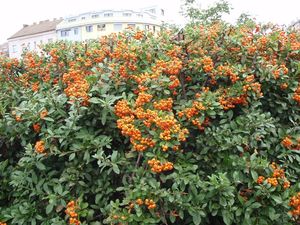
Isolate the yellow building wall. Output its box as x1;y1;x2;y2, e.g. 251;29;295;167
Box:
81;22;161;40
82;23;115;40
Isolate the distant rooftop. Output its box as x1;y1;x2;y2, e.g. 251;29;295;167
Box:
64;6;163;20
8;18;63;40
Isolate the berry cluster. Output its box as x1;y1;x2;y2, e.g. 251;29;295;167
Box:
256;163;290;189
65;200;81;225
202;56;214;73
281;136;300;150
293;85;300;104
33;123;41;133
40;109;48;120
147;158;174;173
35;140;45;154
133;198;157;210
153;98;173;111
289;192;300;218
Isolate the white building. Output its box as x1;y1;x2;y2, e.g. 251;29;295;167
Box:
6;6;165;58
8;18;62;58
56;6;165;41
0;42;9;57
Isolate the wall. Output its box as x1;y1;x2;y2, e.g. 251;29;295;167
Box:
8;31;57;58
57;27;82;42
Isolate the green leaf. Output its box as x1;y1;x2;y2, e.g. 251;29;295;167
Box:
170;214;176;223
250;202;262;209
111;151;118;162
69;153;76;161
112;164;120;174
268;207;280;221
101;110;108;125
251;170;258;181
89;97;102;104
84;151;90;162
222;210;232;225
46;204;54;214
95;194;102;204
54;184;63;195
220;197;227;207
271;195;282;204
192;213;201;225
43;117;54;122
36;161;46;170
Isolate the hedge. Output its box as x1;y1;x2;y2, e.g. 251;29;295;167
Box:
0;21;300;224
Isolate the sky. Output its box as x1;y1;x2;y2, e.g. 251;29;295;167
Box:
0;0;299;44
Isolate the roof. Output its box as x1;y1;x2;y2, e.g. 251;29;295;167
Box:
8;18;63;40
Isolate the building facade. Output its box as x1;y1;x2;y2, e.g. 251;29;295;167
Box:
56;6;164;41
6;6;165;58
0;42;9;57
8;18;62;58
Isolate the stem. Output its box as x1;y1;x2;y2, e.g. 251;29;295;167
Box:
130;152;142;182
135;152;142;168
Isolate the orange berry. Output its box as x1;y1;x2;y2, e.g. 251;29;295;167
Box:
40;109;48;119
35;140;45;153
257;176;265;184
136;198;143;205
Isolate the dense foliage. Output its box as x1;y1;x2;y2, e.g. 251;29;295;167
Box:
0;20;300;225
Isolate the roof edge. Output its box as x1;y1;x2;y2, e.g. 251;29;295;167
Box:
8;29;56;40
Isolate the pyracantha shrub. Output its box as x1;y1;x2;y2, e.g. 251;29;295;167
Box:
0;19;300;225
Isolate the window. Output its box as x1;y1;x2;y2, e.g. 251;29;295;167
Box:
61;30;70;37
104;13;113;17
114;23;122;32
161;9;165;16
12;45;17;53
123;13;131;17
68;18;76;22
34;41;37;49
92;14;99;18
86;25;93;32
137;13;143;18
149;9;156;14
48;38;53;43
81;16;86;20
97;24;106;31
127;24;136;29
74;28;78;35
27;42;31;50
145;25;150;30
153;26;156;32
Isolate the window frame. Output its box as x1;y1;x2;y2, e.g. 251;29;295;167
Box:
86;25;93;32
61;29;70;37
104;13;113;17
97;24;106;31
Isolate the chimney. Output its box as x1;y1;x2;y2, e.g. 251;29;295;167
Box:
23;24;28;28
39;20;49;24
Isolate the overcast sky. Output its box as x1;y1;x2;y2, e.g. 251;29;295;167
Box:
0;0;299;44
